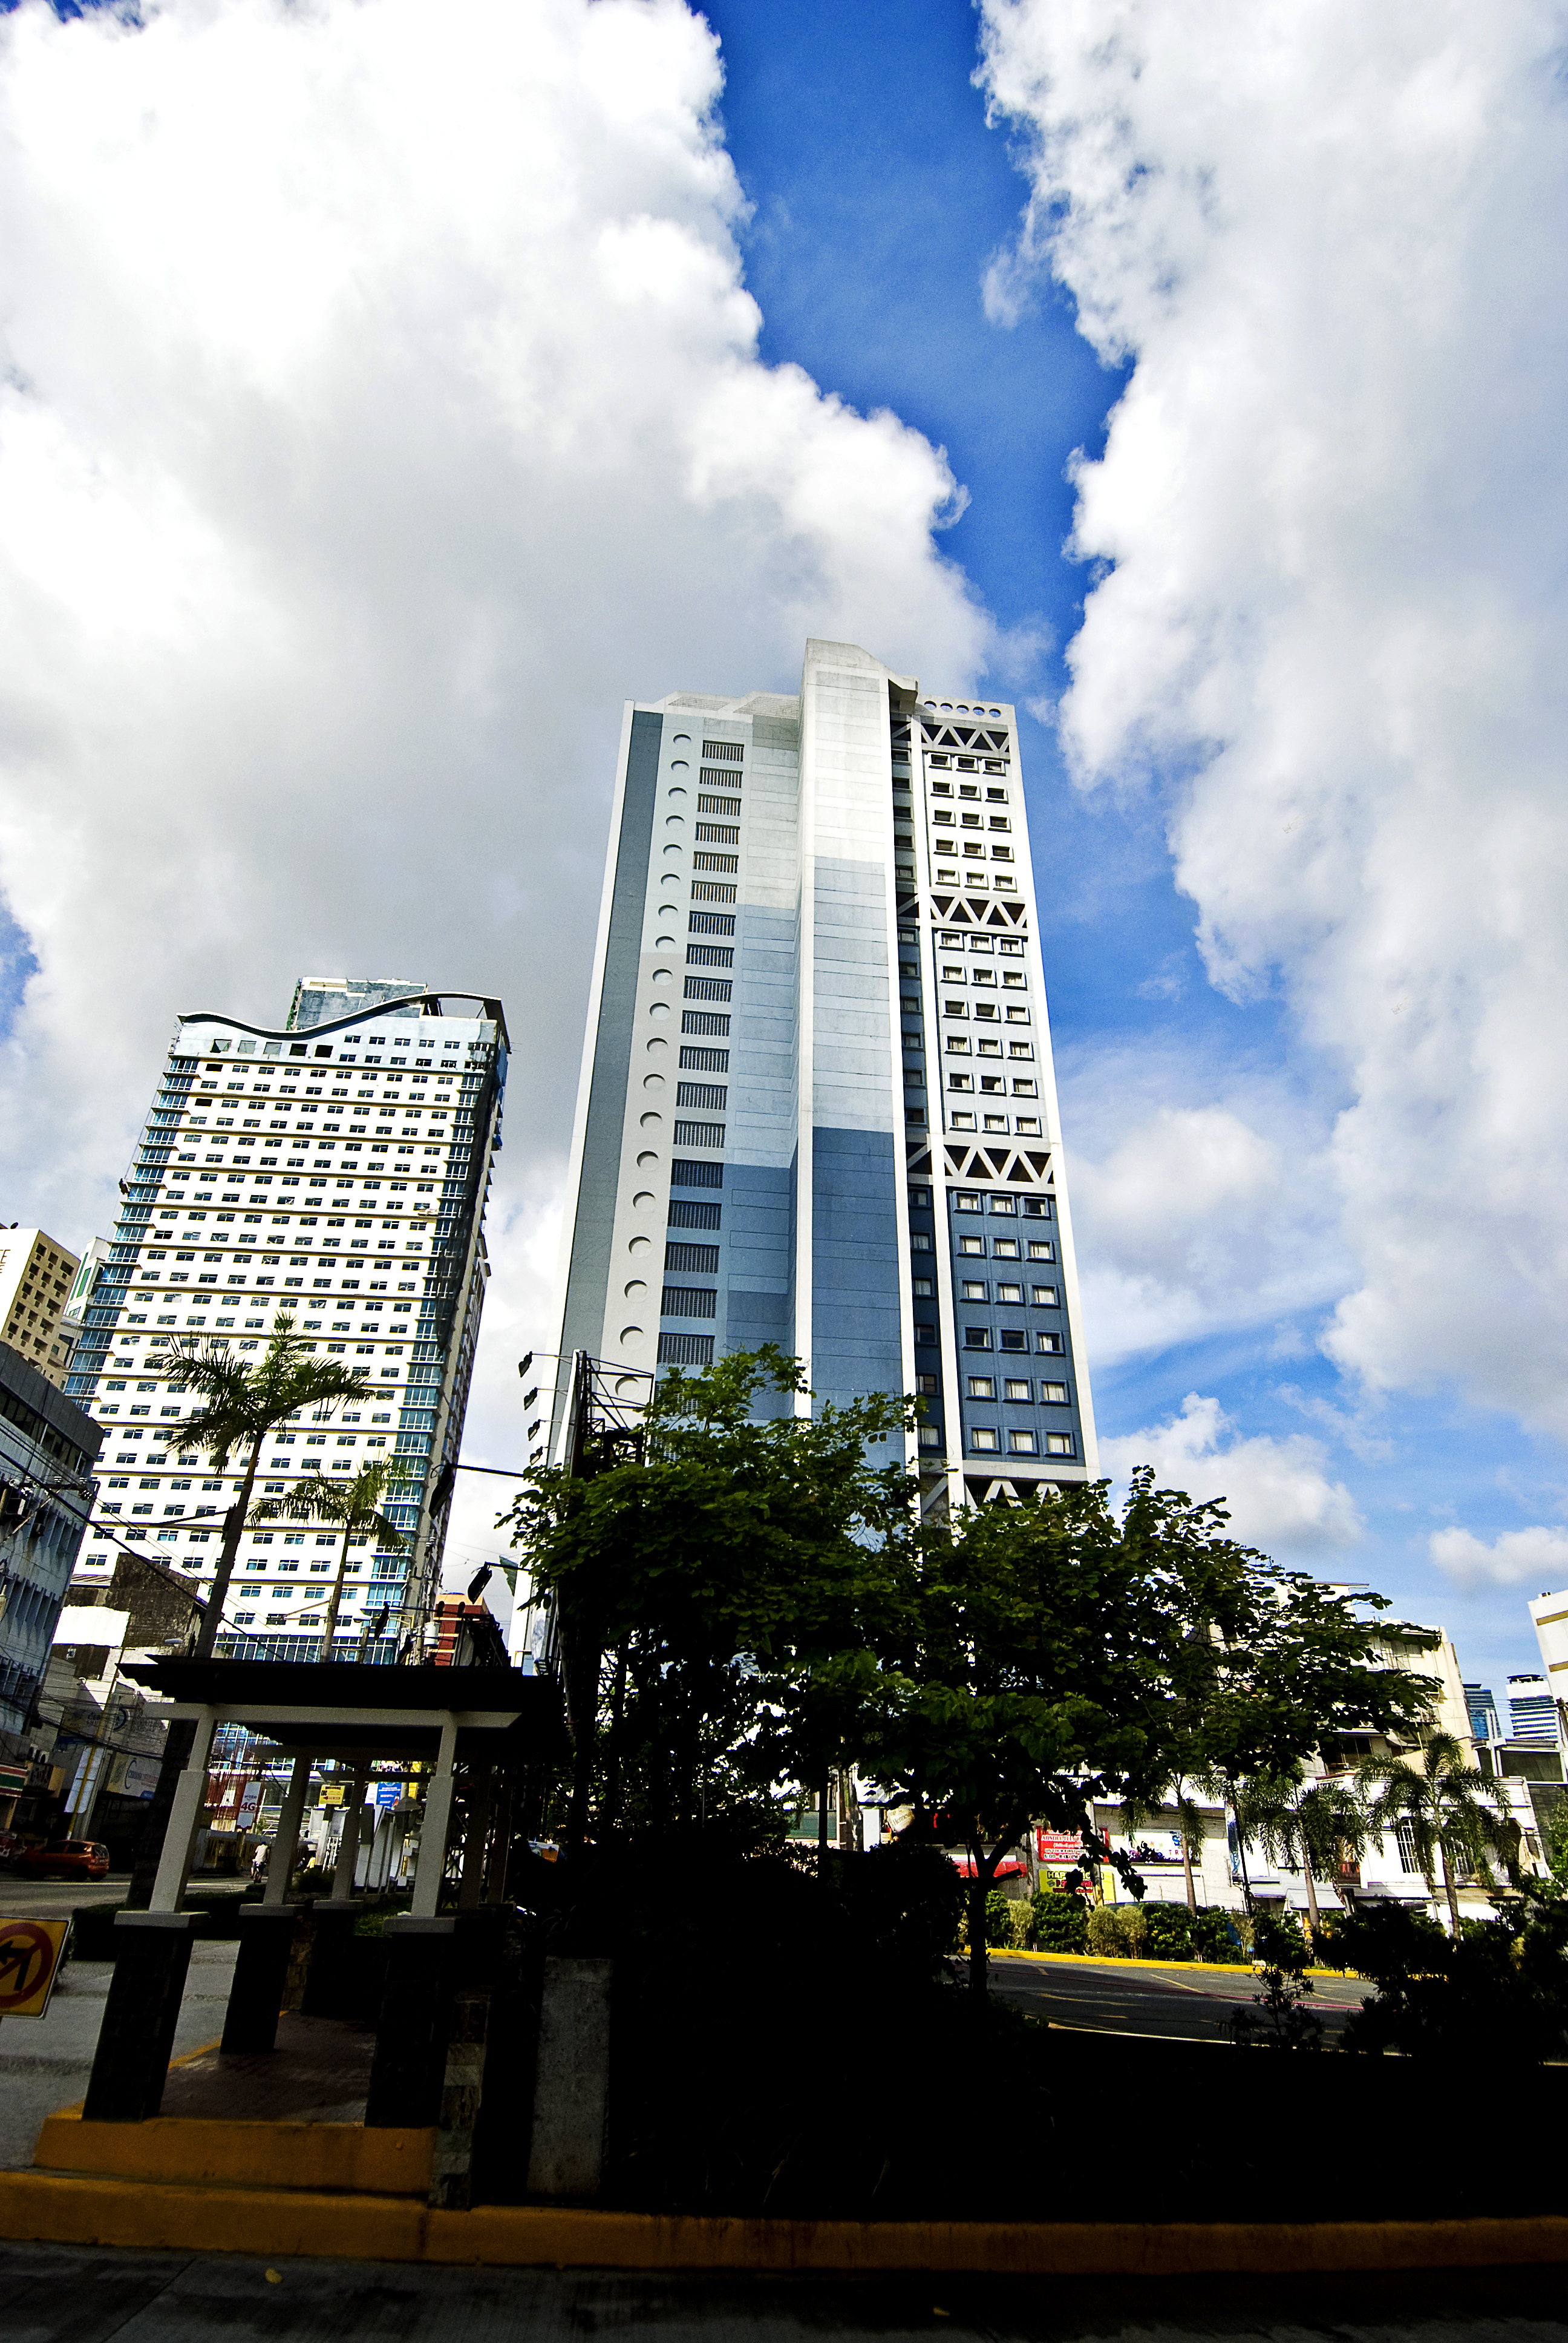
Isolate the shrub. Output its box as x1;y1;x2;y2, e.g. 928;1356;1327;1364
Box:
1191;1906;1247;1964
1031;1889;1088;1953
1085;1902;1148;1959
1142;1902;1199;1961
1321;1890;1568;2061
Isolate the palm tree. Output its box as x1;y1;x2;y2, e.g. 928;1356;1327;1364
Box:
250;1458;411;1662
1240;1766;1369;1938
146;1311;370;1658
1359;1731;1516;1935
1120;1780;1212;1914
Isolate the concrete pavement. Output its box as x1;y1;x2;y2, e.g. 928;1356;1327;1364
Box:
1;2242;1564;2342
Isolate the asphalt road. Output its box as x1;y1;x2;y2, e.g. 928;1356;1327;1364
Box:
2;2245;1564;2343
987;1950;1369;2043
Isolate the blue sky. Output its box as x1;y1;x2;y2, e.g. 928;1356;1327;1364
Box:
694;0;1560;1697
0;0;1564;1693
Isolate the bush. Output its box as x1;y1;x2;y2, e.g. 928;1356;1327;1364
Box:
1085;1902;1148;1959
1031;1889;1088;1953
1191;1906;1247;1964
1321;1890;1568;2062
1142;1902;1200;1961
981;1889;1033;1948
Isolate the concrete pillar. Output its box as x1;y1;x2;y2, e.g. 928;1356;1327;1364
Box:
262;1754;312;1907
458;1767;492;1910
411;1719;459;1920
83;1912;209;2120
149;1707;218;1914
222;1906;304;2054
328;1772;368;1902
526;1957;613;2200
365;1915;456;2128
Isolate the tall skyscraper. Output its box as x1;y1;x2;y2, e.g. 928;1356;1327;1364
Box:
555;637;1097;1510
65;982;506;1657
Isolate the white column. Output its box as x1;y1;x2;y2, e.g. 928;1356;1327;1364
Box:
410;1719;459;1919
149;1708;219;1913
328;1771;368;1901
263;1754;312;1906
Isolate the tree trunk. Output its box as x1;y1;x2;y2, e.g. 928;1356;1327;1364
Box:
1231;1786;1255;1913
317;1520;354;1663
1302;1852;1320;1939
969;1861;990;1997
1181;1827;1198;1915
194;1436;263;1660
1440;1839;1460;1936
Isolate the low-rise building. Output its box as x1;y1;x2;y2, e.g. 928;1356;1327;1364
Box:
0;1344;102;1795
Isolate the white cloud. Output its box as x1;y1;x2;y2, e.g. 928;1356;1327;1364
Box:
979;1;1568;1435
1429;1522;1568;1591
1058;1042;1348;1358
1099;1392;1364;1562
0;0;990;1274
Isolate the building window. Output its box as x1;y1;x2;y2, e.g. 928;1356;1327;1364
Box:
1004;1380;1031;1401
1040;1383;1069;1404
996;1283;1024;1303
999;1330;1027;1352
966;1376;995;1398
1008;1429;1037;1454
658;1331;714;1365
963;1327;991;1350
960;1280;987;1300
1036;1331;1063;1354
970;1427;999;1452
1044;1432;1075;1457
1033;1285;1058;1306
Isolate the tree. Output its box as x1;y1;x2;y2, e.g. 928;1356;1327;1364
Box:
1235;1766;1369;1938
1359;1731;1517;1934
148;1310;371;1659
125;1312;371;1906
250;1457;410;1660
498;1346;916;1850
846;1470;1438;1996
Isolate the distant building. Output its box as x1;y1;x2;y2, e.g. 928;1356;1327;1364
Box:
429;1596;509;1669
0;1228;81;1388
64;983;505;1661
1528;1589;1568;1740
1465;1682;1501;1744
1507;1673;1558;1747
0;1343;101;1759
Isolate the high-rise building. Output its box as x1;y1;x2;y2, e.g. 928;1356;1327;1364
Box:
1529;1589;1568;1731
1507;1671;1560;1749
554;637;1097;1509
64;983;506;1658
1463;1682;1500;1745
0;1228;82;1387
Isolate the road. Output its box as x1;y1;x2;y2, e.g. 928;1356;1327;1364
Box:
987;1949;1369;2042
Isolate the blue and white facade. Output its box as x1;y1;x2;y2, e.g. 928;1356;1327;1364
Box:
64;984;505;1657
0;1347;100;1743
555;638;1097;1507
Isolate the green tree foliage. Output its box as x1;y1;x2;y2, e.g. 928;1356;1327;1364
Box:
841;1468;1435;1993
499;1347;916;1846
1229;1911;1323;2049
250;1456;410;1660
1235;1766;1370;1936
146;1311;370;1657
1321;1886;1568;2061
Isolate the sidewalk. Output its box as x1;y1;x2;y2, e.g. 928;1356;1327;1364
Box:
0;1936;238;2169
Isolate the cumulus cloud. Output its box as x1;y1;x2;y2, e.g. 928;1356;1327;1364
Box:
1099;1392;1364;1562
979;1;1568;1435
1429;1522;1568;1591
0;0;993;1565
1059;1044;1348;1358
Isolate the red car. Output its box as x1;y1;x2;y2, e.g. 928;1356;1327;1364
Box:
13;1838;110;1881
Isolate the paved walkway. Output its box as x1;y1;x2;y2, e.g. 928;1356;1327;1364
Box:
2;2244;1564;2343
0;1938;238;2169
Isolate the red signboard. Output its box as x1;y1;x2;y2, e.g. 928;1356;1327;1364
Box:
1037;1830;1084;1864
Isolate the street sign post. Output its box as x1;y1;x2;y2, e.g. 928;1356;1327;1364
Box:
0;1916;72;2020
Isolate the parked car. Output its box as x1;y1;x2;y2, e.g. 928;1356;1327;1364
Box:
0;1826;24;1869
13;1838;110;1881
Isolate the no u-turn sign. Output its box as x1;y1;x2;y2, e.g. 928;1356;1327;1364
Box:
0;1918;71;2019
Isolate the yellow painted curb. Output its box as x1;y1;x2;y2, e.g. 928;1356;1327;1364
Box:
34;2112;435;2199
990;1951;1359;1981
0;2174;1564;2273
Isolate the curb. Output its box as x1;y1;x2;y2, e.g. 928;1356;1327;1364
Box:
0;2175;1564;2273
989;1951;1359;1981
